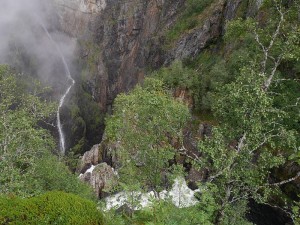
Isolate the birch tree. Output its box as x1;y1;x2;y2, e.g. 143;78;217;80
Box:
192;1;300;223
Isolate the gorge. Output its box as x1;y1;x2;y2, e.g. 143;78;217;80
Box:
0;0;299;224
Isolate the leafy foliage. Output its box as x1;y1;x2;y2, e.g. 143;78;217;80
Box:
104;200;215;225
0;191;103;225
0;65;56;197
67;87;105;156
0;65;95;199
192;1;300;223
153;60;212;111
106;78;190;194
32;153;96;200
153;0;299;223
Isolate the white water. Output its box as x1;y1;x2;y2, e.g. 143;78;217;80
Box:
38;22;75;155
104;177;200;210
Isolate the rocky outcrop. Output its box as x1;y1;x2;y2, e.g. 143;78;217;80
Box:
165;0;226;63
52;0;106;37
77;144;101;173
174;87;194;108
77;140;117;198
85;0;186;111
53;0;186;111
224;0;242;21
187;167;208;190
79;162;117;198
77;140;112;173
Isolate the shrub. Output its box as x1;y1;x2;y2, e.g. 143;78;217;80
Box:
32;153;96;200
0;191;103;225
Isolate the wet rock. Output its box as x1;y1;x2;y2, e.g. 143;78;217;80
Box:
53;0;185;114
52;0;106;37
80;162;117;198
246;0;263;17
77;144;101;173
53;0;249;116
115;204;134;216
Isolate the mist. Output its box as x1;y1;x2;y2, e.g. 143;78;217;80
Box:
0;0;76;95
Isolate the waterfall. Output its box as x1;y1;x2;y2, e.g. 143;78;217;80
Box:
38;21;75;155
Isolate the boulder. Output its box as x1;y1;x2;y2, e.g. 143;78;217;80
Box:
77;144;101;173
80;162;117;198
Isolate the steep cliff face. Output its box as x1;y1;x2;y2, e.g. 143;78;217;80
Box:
51;0;261;152
52;0;106;37
79;0;186;111
53;0;259;114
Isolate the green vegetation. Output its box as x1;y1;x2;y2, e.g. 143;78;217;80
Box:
0;65;95;199
33;153;96;200
0;191;103;225
153;61;200;106
104;200;215;225
0;65;55;197
166;0;215;44
196;66;297;223
104;0;300;224
1;0;299;224
106;78;190;195
67;87;105;156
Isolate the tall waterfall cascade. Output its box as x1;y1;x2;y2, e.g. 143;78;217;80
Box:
38;21;75;155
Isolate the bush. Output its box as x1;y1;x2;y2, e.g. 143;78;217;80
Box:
32;153;96;200
104;201;215;225
0;191;103;225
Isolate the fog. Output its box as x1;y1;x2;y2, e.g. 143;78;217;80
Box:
0;0;76;94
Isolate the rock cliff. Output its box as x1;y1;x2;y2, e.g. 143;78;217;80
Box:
51;0;261;151
53;0;260;114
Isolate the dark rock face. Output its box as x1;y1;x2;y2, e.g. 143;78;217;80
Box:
165;0;226;64
51;0;263;121
50;0;257;151
54;0;248;114
224;0;242;21
247;199;293;225
187;167;207;190
88;0;186;111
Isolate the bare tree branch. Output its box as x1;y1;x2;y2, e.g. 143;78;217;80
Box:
270;171;300;186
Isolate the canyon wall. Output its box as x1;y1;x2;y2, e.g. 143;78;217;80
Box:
51;0;260;151
53;0;262;112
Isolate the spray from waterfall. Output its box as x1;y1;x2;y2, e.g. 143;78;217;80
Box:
38;21;75;155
